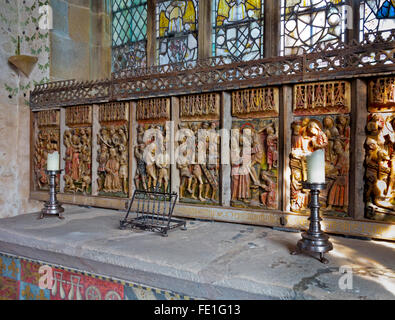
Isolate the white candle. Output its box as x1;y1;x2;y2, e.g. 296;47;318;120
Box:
306;149;325;183
47;151;59;171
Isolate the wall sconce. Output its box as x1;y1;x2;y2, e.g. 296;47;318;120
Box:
8;36;38;77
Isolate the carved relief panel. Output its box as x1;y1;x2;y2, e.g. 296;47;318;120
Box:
365;77;395;222
33;110;60;191
294;81;351;116
135;98;170;193
290;81;351;217
64;106;92;194
178;93;221;205
97;102;129;198
231;87;280;210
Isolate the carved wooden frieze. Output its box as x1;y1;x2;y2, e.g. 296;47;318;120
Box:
36;109;60;127
231;119;279;210
369;77;395;112
290;116;350;217
65;105;92;127
294;81;351;116
180;93;220;121
97;103;129;198
232;87;279;118
136;98;170;122
33;110;60;191
99;102;129;123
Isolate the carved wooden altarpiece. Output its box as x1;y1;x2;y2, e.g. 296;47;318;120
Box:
64;106;92;194
365;77;395;222
135;98;171;193
231;87;280;210
290;81;351;217
178;93;221;205
97;102;129;198
33;110;60;191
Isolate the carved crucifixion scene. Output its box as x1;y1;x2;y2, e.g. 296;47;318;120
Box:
64;106;92;194
364;77;395;222
33;110;60;191
97;102;129;198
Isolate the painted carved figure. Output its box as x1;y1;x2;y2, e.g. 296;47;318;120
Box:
97;124;129;196
231;119;279;209
290;116;350;216
63;128;92;194
177;121;220;204
34;125;60;190
364;112;395;220
134;123;168;193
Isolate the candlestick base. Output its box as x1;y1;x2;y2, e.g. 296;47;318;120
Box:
291;182;333;264
39;170;65;220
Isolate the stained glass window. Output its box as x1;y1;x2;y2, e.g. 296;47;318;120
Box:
212;0;264;62
360;0;395;41
281;0;347;56
156;0;199;66
112;0;147;71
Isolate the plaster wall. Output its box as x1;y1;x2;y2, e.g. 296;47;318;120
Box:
0;0;111;218
0;0;51;218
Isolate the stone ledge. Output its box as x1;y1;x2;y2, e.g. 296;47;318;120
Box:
0;207;394;300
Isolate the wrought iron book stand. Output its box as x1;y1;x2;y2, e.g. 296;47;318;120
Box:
120;190;186;237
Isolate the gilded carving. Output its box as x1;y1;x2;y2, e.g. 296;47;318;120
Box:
232;87;279;118
180;93;220;120
63;128;92;194
364;113;395;221
369;77;395;112
65;105;92;126
290;116;350;216
134;123;169;193
97;103;129;197
294;81;351;116
99;102;128;123
178;121;220;204
136;98;170;122
230;119;279;210
33;110;60;191
36;109;60;127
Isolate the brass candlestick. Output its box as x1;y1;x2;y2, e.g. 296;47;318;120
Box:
291;182;333;264
39;170;65;220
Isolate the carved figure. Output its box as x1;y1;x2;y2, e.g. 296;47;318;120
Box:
364;112;395;219
178;121;220;203
231;119;279;209
97;123;128;196
63;128;92;194
34;123;59;190
104;148;121;193
290;116;352;215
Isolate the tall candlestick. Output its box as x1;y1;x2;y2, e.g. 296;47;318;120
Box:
306;149;325;183
47;151;59;171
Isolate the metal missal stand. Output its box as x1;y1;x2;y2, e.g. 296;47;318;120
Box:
120;190;187;237
39;170;65;220
291;182;333;264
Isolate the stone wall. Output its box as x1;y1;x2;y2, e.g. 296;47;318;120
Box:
50;0;111;81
